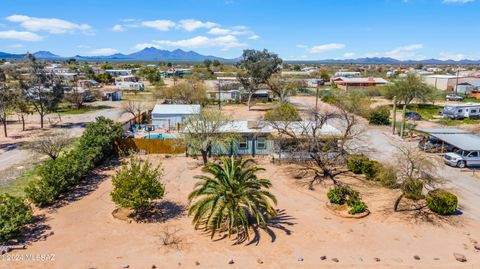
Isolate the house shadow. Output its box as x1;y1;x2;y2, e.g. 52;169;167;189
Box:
133;200;187;223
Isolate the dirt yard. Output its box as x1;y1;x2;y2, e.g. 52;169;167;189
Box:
3;155;479;269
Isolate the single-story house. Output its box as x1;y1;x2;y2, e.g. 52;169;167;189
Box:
151;104;201;129
115;75;138;83
334;71;361;78
332;77;388;90
77;79;100;88
456;82;480;97
105;69;132;76
183;120;341;156
116;81;145;91
103;90;122;101
206;89;240;102
424;75;480;91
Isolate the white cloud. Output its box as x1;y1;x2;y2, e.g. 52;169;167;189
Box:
112;24;126;32
296;44;308;49
131;43;162;50
8;44;24;48
306;43;346;53
178;19;218;31
208;27;232;35
0;30;43;41
439;52;468;61
141;20;176;31
248;35;260;40
343;52;356;58
87;48;119;55
443;0;475;4
154;35;245;50
6;14;92;34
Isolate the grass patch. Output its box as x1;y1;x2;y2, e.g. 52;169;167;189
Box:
389;104;443;120
57;104;113;115
436;118;480;126
0;165;42;197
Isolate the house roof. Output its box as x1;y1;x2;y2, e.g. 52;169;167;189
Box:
458;82;480;87
333;77;388;84
152;104;201;115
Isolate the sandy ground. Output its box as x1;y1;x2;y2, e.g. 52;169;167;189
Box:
2;155;479;269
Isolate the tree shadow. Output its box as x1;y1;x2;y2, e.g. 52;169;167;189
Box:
133;200;187;223
47;156;120;211
245;209;296;246
9;214;52;247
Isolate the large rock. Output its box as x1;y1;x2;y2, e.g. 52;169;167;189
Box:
474;242;480;251
453;253;467;262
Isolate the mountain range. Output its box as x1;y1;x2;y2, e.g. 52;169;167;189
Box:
1;48;480;64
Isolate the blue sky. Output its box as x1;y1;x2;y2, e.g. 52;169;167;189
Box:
0;0;479;60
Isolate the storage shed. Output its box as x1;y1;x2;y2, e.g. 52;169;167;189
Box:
151;104;200;129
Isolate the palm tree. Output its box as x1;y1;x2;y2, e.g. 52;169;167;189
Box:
188;156;277;241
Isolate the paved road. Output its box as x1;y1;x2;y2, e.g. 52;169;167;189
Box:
290;96;480;220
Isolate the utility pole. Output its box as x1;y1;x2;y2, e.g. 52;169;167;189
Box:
392;96;397;134
400;104;406;138
315;79;320;110
455;67;460;94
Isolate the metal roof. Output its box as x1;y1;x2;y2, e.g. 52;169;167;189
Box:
431;133;480;151
415;128;480;151
152;104;201;115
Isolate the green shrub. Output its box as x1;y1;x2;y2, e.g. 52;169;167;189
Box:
0;194;33;242
111;158;165;210
347;154;369;174
368;106;391;125
347;199;368;215
362;160;382;180
402;179;424;200
374;165;398;188
327;186;359;205
26;117;123;207
426;189;458;215
321;92;337;104
264;102;301;121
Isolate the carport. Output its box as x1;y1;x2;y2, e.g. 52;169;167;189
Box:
415;128;480;153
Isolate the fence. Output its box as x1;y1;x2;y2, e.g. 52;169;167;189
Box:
116;138;186;154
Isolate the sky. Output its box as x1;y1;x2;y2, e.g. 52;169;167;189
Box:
0;0;479;60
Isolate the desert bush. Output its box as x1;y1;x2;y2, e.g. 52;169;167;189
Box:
264;102;301;121
0;194;33;242
327;186;359;205
402;178;424;200
347;199;368;214
111;158;165;210
347;154;369;174
374;164;398;188
362;160;382;180
426;189;458;215
368;106;390;125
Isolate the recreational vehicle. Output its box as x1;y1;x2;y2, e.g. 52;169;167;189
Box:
442;104;480;119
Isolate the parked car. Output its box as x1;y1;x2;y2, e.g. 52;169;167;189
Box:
83;95;96;102
405;111;422;121
444;151;480;168
446;94;464;101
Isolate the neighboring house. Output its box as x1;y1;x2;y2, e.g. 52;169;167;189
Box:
334;71;361;78
103;90;122;101
77;79;100;88
105;69;132;76
116;81;145;91
55;72;79;81
115;75;138;83
184;120;341;156
206;89;240;102
424;75;480;91
456;82;480;96
151;104;201;129
332;77;388;90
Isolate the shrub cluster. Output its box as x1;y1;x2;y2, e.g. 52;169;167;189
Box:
327;186;367;215
264;102;301;121
368;106;391;125
347;154;397;188
426;189;458;215
25;117;124;207
402;178;424;200
0;194;33;242
111;158;165;210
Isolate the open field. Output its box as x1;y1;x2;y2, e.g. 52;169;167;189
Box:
4;155;479;269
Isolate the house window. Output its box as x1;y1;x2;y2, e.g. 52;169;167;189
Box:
239;136;248;149
257;136;267;149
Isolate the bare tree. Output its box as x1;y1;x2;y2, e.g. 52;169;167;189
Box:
0;68;16;137
123;100;147;124
266;75;307;103
158;226;183;249
29;132;70;160
269;106;362;189
64;81;89;109
393;144;441;211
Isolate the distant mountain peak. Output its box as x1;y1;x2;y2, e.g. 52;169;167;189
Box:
33;51;59;58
